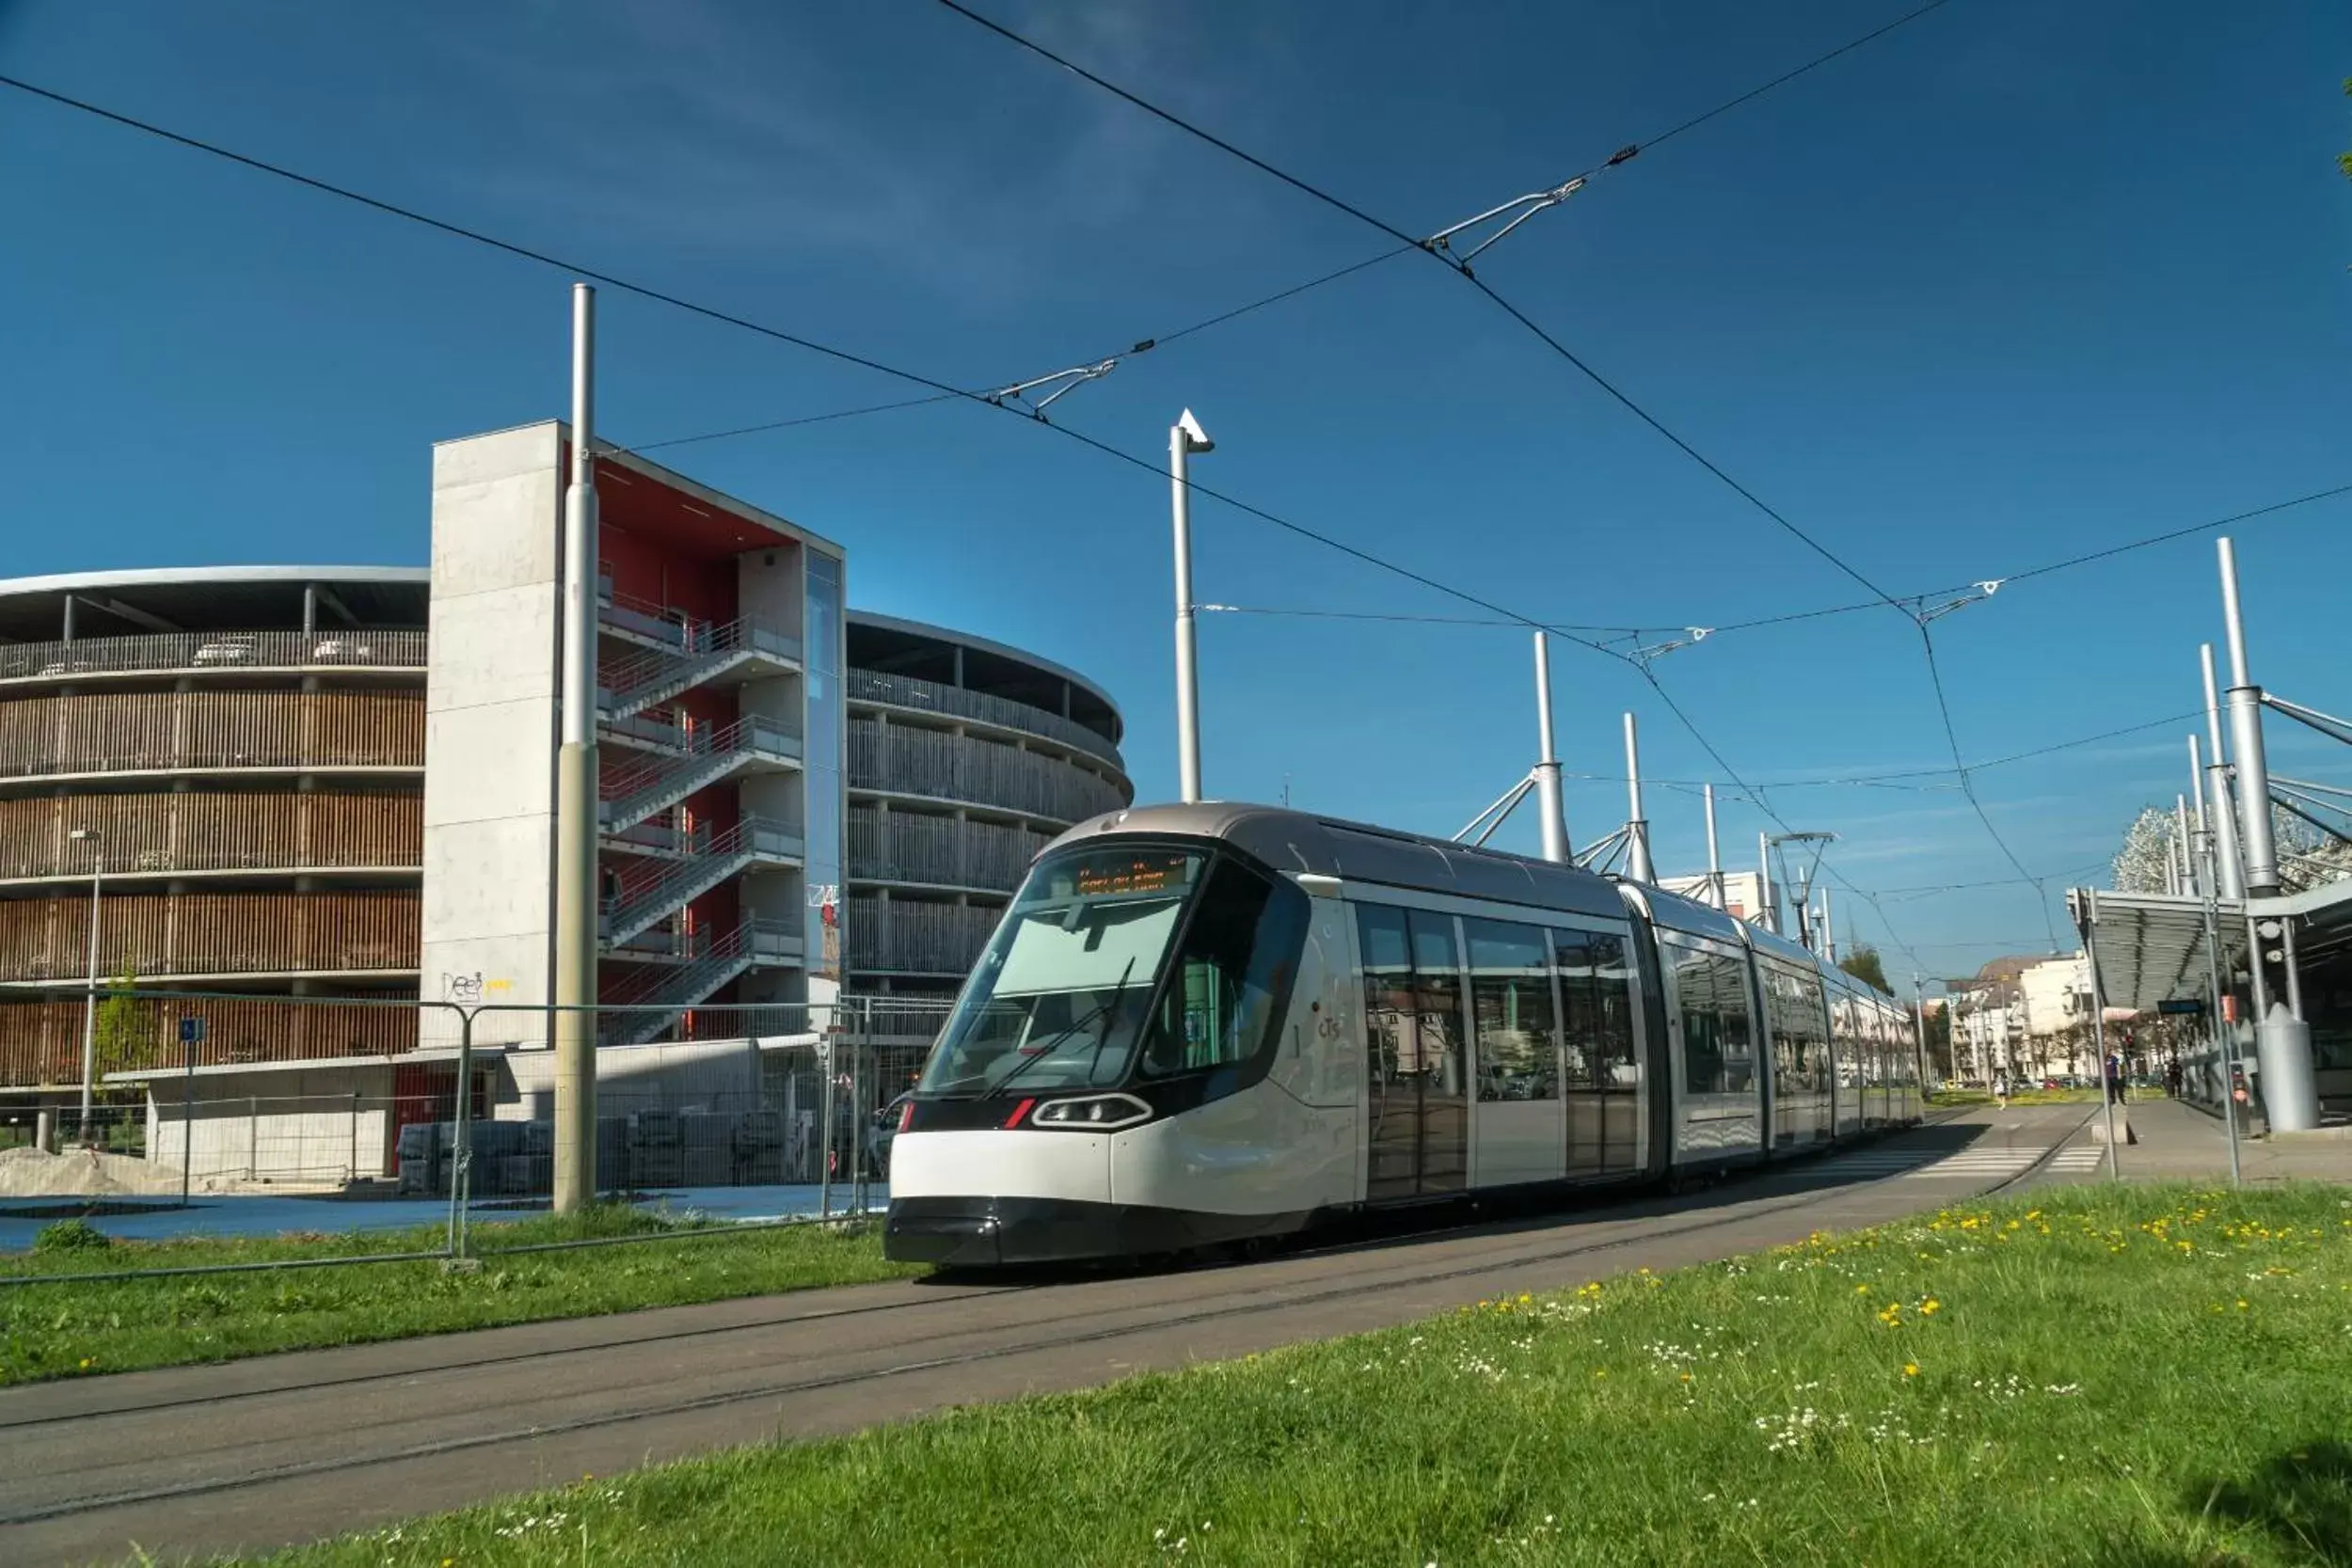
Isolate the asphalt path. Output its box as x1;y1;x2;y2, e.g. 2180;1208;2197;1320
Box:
0;1103;2096;1565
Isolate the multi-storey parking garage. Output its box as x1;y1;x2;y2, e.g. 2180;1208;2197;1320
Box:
0;562;1133;1102
846;612;1131;994
0;567;430;1091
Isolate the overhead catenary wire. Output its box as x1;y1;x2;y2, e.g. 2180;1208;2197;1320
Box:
928;0;2077;944
932;0;1966;973
1196;480;2352;654
0;70;1634;662
618;0;1972;464
0;40;2091;965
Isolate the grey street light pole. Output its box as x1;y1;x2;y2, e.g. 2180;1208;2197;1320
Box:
71;828;102;1139
551;283;600;1214
1169;410;1213;803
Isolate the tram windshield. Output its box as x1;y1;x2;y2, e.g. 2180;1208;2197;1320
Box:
916;842;1308;1098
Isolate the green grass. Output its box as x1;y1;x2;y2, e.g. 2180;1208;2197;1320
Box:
0;1210;915;1385
252;1182;2352;1568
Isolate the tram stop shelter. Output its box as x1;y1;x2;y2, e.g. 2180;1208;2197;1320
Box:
2072;881;2352;1119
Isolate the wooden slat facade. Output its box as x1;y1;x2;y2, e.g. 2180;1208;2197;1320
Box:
0;994;423;1087
0;689;423;779
0;889;420;983
0;789;421;879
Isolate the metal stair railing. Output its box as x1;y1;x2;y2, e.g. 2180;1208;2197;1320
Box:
598;616;803;722
598;715;804;832
599;816;806;949
597;918;807;1046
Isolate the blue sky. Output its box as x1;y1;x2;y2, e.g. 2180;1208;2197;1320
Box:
4;0;2349;985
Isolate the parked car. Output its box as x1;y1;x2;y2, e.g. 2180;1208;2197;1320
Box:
868;1092;913;1179
192;638;256;666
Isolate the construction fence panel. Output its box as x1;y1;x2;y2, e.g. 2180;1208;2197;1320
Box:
0;994;470;1201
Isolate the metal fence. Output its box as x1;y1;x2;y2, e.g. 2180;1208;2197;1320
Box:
0;991;959;1282
0;628;428;685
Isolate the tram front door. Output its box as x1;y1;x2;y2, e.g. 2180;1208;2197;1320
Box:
1359;904;1469;1203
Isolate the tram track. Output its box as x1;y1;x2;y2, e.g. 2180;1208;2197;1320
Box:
0;1105;2092;1546
0;1103;2002;1435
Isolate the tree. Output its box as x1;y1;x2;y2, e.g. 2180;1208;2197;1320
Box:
92;974;160;1088
2113;800;2352;895
1920;1002;1953;1082
1837;944;1891;993
2113;806;2176;893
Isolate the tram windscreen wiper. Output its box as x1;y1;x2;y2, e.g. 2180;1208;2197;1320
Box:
988;962;1136;1099
1083;958;1136;1085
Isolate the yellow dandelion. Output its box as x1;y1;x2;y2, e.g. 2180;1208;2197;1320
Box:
1920;1299;1940;1315
1903;1363;1919;1377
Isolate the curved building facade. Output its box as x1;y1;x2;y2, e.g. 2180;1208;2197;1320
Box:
0;567;430;1087
846;612;1132;993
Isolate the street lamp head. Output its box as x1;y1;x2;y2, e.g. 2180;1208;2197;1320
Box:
1174;408;1214;454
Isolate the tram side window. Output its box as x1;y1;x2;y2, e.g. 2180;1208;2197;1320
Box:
1590;934;1639;1096
1138;859;1309;1077
1408;910;1465;1097
1676;945;1756;1097
1766;970;1827;1097
1467;919;1558;1101
1358;904;1413;1082
1796;974;1828;1091
1353;904;1464;1092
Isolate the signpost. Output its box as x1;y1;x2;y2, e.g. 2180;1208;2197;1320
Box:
2156;998;2205;1016
177;1015;205;1208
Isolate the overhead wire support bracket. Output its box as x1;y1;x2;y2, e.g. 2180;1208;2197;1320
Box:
1915;580;2000;625
2259;692;2352;748
1422;177;1588;274
987;357;1118;418
1454;772;1538;847
1629;626;1710;668
1573;824;1632;873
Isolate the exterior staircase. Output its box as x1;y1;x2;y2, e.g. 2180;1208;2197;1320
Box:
598;816;805;950
598;715;803;832
597;918;807;1047
598;615;801;723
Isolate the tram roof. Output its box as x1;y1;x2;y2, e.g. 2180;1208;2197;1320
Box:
1054;802;1629;920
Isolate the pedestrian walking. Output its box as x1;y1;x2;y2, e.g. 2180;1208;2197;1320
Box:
1994;1069;2010;1111
2105;1053;2123;1105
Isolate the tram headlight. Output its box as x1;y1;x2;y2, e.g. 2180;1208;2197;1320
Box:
1028;1093;1153;1132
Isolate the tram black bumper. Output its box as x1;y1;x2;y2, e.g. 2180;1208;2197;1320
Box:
883;1196;1306;1268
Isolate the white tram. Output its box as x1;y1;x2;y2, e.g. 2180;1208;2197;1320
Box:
884;803;1923;1267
